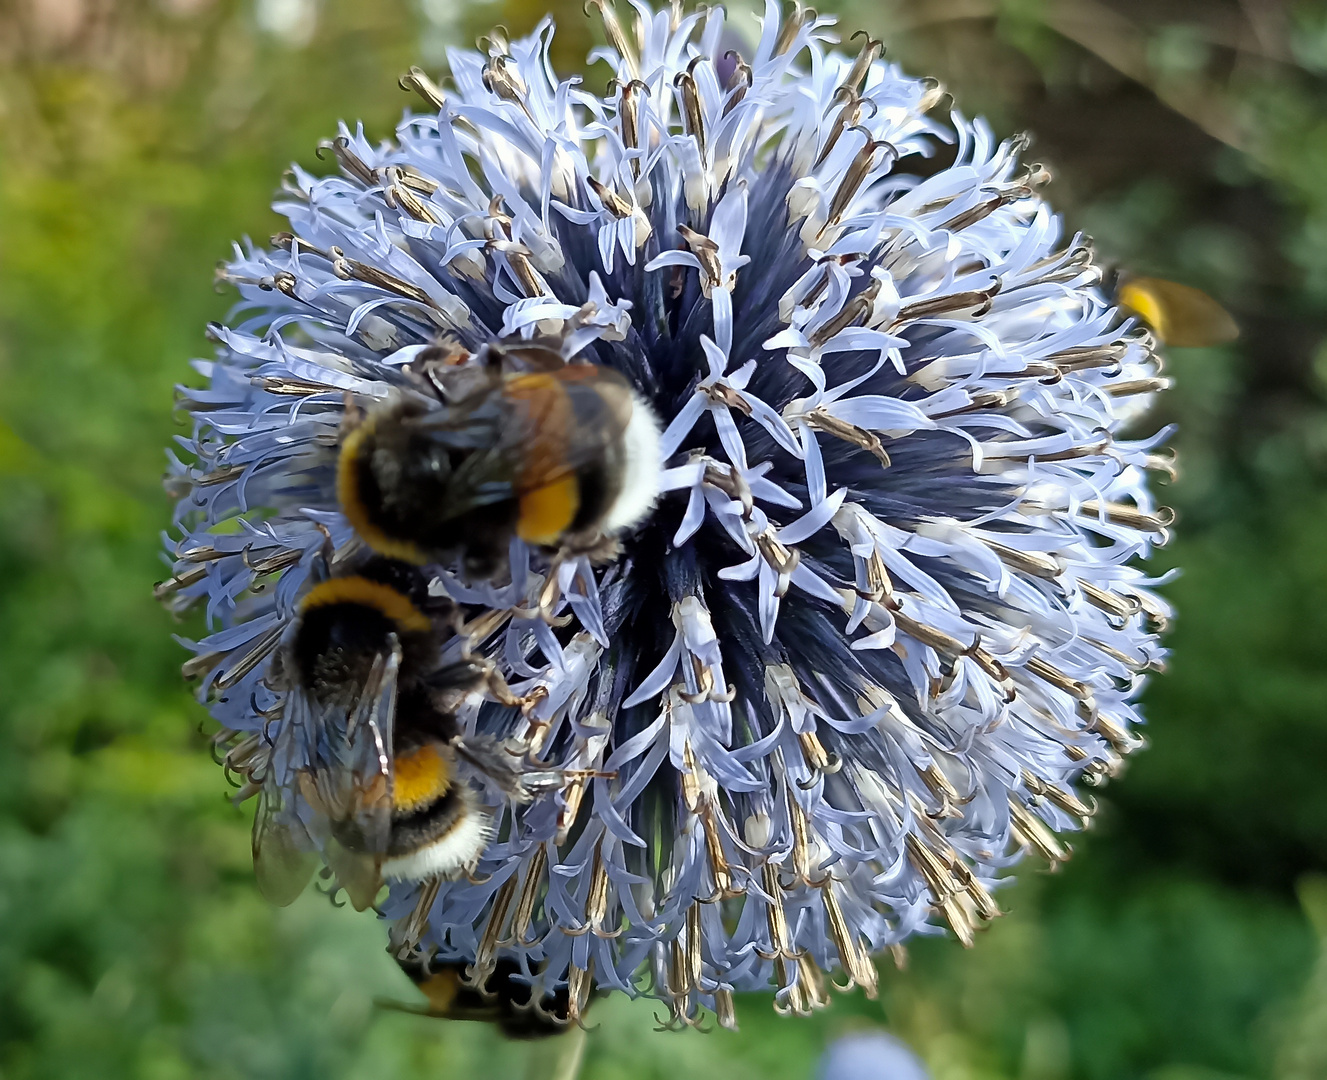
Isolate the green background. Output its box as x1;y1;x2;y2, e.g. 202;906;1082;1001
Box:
2;0;1327;1076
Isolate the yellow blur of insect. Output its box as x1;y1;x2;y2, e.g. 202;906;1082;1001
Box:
1117;276;1239;347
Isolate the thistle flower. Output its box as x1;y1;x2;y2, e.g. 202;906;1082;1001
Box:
161;0;1173;1029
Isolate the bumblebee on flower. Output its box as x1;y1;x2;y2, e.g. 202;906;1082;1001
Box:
161;0;1172;1031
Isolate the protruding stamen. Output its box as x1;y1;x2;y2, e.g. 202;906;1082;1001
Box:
330;247;437;308
755;529;800;597
1022;770;1095;821
860;548;894;603
676;225;724;293
482;54;537;124
1129;587;1172;633
586;839;620;938
478;25;510;57
815;88;875;168
394;876;442;957
784;787;827;887
317;136;375;186
904;832;975;946
761;863;795;958
399;66;446;110
986;539;1062;580
826;138;894;226
701;457;755;515
568;960;595;1025
1024;656;1093;701
950;859;1001;921
494;244;544;298
586;0;639;77
509;844;548;946
722;51;752;116
838;31;883;95
964;638;1015;699
673;68;707;160
270;232;331;261
215;624;284;690
774;0;817;57
181;651;224;680
780;952;829;1016
917;76;947;113
714;987;738;1030
557;775;588;844
919;762;962;818
941;165;1050;233
251;376;336;397
270;272;299;300
153;564;209;599
473;873;518;986
1080;500;1175;534
891;280;1002;327
1089;710;1142;755
1085;636;1149;673
223;733;263;774
587;176;633;219
801;406;891;467
614;79;649;176
700;801;740;899
1144;449;1179;481
1105;377;1172;397
685;902;703;991
1050;343;1129;371
1079;580;1140;620
822;881;879;997
797;730;832;774
808;278;881;346
1008;799;1069;865
383;167;441;224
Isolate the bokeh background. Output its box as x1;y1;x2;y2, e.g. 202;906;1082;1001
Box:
2;0;1327;1077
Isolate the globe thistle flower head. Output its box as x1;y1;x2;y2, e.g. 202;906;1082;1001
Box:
162;0;1174;1031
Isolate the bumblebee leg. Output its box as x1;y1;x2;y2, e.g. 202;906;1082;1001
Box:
555;531;622;566
339;391;365;435
311;522;336;582
485;662;542;711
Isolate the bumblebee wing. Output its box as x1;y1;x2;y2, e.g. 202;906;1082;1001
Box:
1119;277;1238;347
252;778;318;906
275;645;403;911
413;367;635;524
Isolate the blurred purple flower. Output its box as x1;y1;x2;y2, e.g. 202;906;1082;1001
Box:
818;1032;931;1080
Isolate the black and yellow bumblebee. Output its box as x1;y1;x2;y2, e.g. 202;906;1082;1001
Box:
253;557;547;911
337;341;663;577
388;954;580;1039
1115;275;1238;347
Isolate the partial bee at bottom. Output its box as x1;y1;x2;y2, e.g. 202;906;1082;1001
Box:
384;954;587;1039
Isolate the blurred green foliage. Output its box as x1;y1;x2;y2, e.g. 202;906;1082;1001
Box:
1;1;1326;1077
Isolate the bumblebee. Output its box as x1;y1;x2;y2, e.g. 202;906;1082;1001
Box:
387;954;580;1039
1116;275;1238;347
253;557;539;911
337;343;662;576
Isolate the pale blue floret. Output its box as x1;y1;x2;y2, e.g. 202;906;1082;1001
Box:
162;0;1173;1027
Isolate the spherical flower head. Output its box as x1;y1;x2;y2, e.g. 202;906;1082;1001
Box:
161;0;1174;1029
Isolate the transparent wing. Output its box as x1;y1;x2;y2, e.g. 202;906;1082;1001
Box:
1119;277;1238;347
251;778;317;907
255;643;403;911
408;367;634;520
